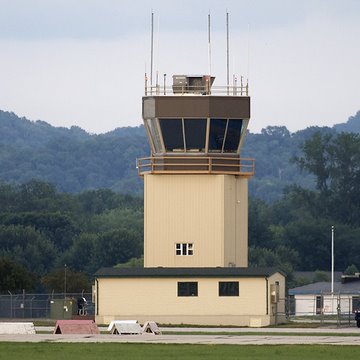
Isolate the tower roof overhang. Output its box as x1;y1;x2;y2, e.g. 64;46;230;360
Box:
143;96;250;119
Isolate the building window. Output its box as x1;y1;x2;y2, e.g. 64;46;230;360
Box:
208;119;227;152
219;281;239;296
178;282;198;297
223;119;243;152
208;118;243;153
159;118;184;151
175;243;193;256
184;119;207;152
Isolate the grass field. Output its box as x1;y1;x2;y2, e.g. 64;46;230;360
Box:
0;343;360;360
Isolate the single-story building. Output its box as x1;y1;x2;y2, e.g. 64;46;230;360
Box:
94;267;285;327
289;275;360;316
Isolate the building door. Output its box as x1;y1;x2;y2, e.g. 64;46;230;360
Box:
316;295;323;314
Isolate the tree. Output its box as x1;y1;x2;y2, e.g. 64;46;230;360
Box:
0;257;36;293
313;270;330;282
115;257;144;268
261;126;291;138
327;133;360;225
41;267;91;293
92;228;142;268
0;224;57;276
249;247;282;267
248;199;272;247
344;264;359;275
295;131;332;192
0;212;79;251
59;233;97;274
294;132;360;226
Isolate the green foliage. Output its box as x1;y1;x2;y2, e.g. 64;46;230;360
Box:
313;270;330;282
0;257;37;293
248;130;360;276
115;257;144;268
0;110;148;194
59;233;98;274
0;224;57;276
1;109;359;201
0;181;143;291
1;110;360;291
344;264;359;275
242;125;332;201
334;110;360;133
93;229;142;268
41;267;91;293
294;132;360;225
0;212;79;250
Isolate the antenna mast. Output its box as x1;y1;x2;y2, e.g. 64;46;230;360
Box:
247;23;250;84
208;12;212;77
226;11;230;94
150;11;154;90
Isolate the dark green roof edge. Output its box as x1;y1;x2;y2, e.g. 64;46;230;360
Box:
94;267;285;278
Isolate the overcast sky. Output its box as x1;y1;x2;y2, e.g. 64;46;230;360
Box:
0;0;359;134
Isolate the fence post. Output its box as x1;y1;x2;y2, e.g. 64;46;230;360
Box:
349;297;351;326
22;289;25;318
8;291;13;318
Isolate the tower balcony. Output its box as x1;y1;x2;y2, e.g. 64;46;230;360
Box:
145;74;249;97
137;155;255;177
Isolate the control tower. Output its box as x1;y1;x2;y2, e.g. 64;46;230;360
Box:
138;75;254;268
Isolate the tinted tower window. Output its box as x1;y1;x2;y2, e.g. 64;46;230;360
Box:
184;119;207;151
208;119;227;152
223;119;242;152
159;119;184;151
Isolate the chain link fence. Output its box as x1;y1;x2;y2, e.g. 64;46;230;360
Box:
286;294;360;327
1;291;359;327
0;292;94;319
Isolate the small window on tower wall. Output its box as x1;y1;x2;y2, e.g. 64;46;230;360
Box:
175;243;193;256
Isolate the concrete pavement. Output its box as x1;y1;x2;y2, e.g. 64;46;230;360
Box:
1;325;360;345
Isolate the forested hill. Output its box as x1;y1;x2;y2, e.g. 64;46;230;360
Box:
1;109;359;201
0;111;149;195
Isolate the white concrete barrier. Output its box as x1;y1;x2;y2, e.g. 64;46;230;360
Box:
0;322;36;334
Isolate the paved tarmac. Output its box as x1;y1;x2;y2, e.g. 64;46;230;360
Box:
36;325;360;333
0;326;359;345
1;333;360;345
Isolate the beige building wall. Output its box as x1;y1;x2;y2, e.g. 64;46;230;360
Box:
268;272;287;324
95;275;282;327
144;174;248;268
224;176;248;267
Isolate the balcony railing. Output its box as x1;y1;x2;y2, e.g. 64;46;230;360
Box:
145;80;249;97
137;156;255;177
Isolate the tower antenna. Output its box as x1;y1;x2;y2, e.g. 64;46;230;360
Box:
150;10;154;91
208;11;212;78
247;23;250;83
226;10;230;94
156;14;160;93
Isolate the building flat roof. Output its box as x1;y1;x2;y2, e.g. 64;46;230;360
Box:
94;267;283;278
